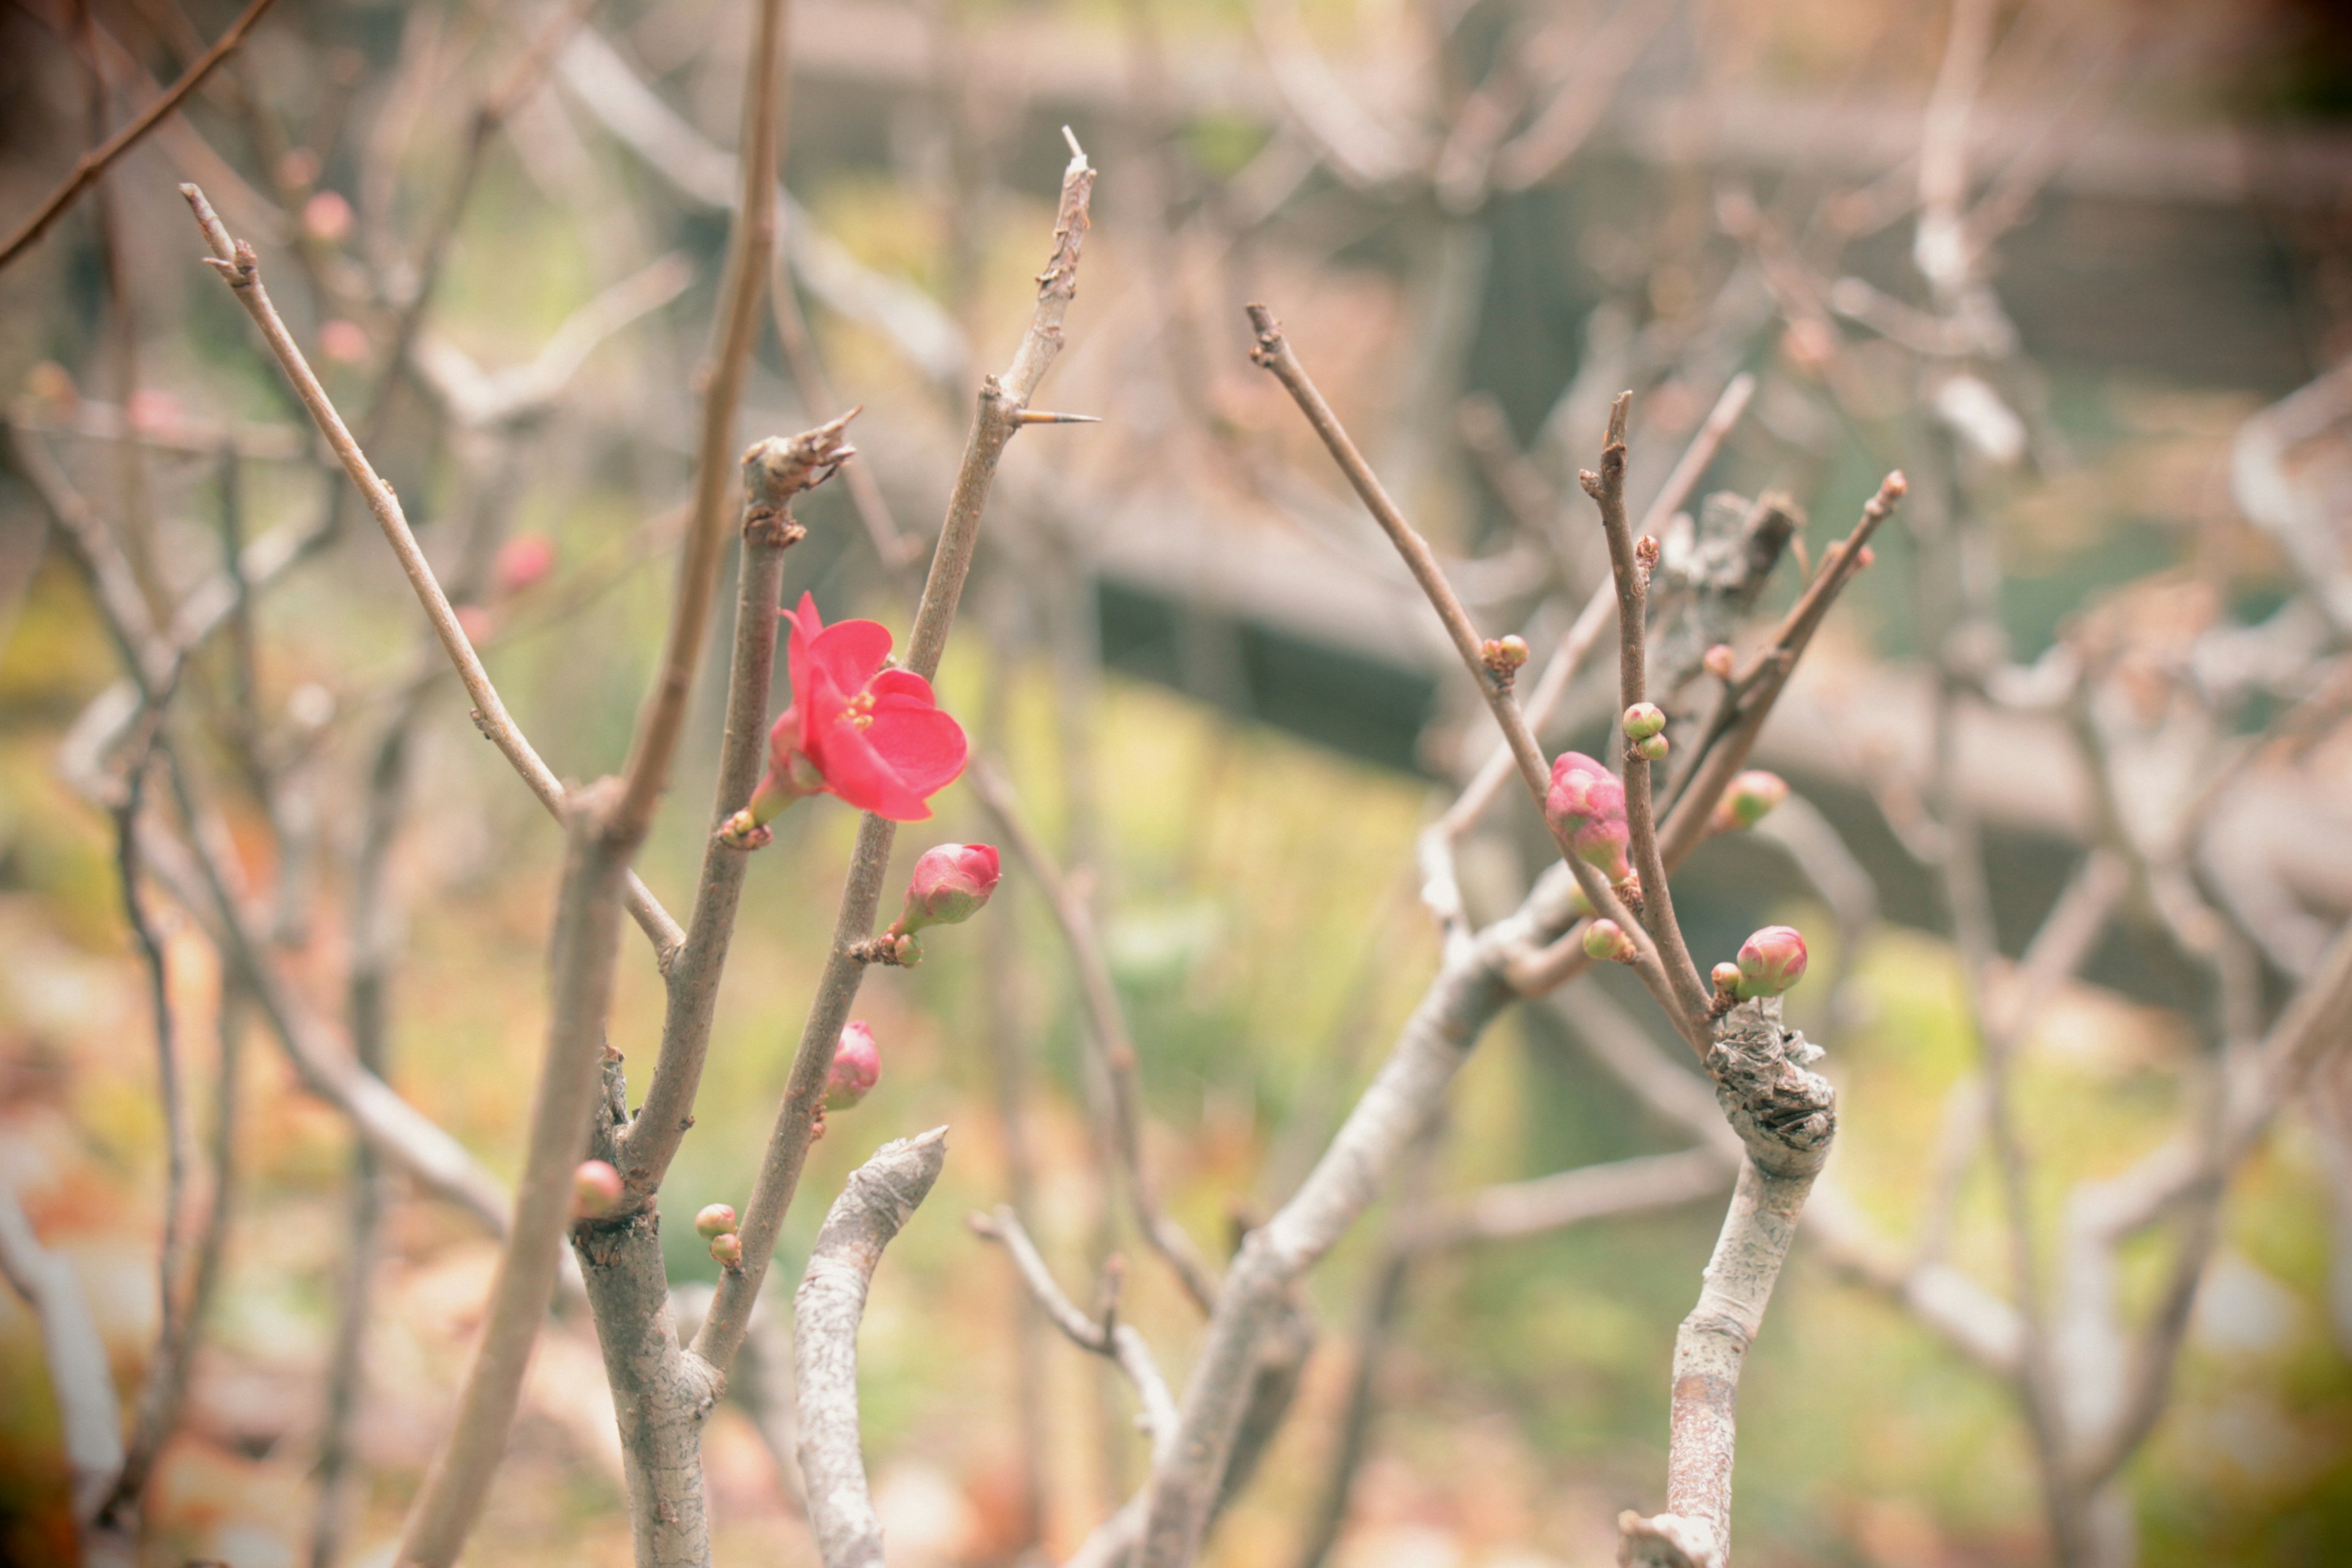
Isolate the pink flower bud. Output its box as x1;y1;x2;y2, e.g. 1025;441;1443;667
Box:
317;318;370;366
709;1232;744;1268
1545;753;1630;882
126;389;183;435
1711;961;1742;998
1735;925;1808;1000
827;1020;880;1110
573;1159;623;1219
1702;644;1736;681
301;189;353;246
1623;703;1667;741
1582;918;1637;964
895;843;1001;934
1634;733;1669;762
1709;770;1789;833
694;1203;737;1239
494;532;557;596
276;147;322;192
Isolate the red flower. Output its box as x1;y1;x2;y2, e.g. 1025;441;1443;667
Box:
723;596;968;840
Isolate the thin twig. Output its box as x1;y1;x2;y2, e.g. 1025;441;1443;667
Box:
394;781;635;1568
176;183;685;965
0;0;283;271
1136;872;1585;1568
610;0;791;843
94;751;196;1536
971;1208;1181;1461
619;417;853;1196
1243;304;1695;1048
968;761;1220;1313
1583;391;1711;1026
693;139;1096;1376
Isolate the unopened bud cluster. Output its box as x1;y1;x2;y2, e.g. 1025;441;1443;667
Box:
695;1201;746;1268
1480;634;1529;688
1623;702;1668;762
1545;752;1631;884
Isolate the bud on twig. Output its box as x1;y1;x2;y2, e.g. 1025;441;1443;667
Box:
1709;960;1743;1018
573;1160;624;1220
709;1232;744;1269
695;1203;738;1239
1480;634;1529;689
1634;733;1670;762
1703;643;1737;682
1623;703;1667;741
827;1021;881;1110
1545;752;1632;883
1583;919;1638;964
1734;925;1808;1000
1709;770;1789;833
891;843;1001;938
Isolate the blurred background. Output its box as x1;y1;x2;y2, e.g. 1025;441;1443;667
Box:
4;0;2352;1564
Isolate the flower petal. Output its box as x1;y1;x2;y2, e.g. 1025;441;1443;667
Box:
806;619;894;697
862;703;967;797
797;665;934;820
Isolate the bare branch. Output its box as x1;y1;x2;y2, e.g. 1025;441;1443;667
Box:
0;1174;124;1534
395;781;635;1568
0;0;283;271
1136;873;1583;1568
971;1208;1180;1461
175;184;685;965
1583;392;1711;1026
969;763;1219;1313
609;0;793;845
693;143;1098;1376
796;1129;951;1568
1243;304;1695;1047
1401;1148;1732;1251
620;417;853;1196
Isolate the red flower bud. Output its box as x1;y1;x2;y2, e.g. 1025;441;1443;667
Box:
1709;770;1789;833
494;532;557;597
895;843;1001;935
573;1159;623;1219
1735;925;1808;1000
709;1232;744;1268
827;1020;881;1110
1623;703;1667;741
694;1203;737;1239
1545;753;1630;882
1582;919;1637;963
